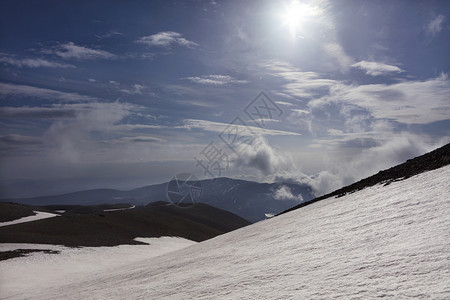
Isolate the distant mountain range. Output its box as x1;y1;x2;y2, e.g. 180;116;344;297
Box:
1;178;314;222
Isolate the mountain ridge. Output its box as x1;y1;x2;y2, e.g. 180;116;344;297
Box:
1;178;314;222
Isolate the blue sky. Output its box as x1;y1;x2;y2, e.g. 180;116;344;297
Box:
1;0;449;197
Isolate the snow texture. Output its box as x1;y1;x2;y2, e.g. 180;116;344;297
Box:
1;166;449;299
0;237;197;298
0;211;59;227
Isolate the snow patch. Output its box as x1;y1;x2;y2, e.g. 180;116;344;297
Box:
103;205;136;212
0;211;59;227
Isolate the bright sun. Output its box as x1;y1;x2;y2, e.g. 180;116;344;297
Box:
280;0;322;39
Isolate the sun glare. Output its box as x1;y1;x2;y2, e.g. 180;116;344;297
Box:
279;0;322;39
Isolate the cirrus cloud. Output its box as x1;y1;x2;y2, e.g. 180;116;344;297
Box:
53;42;116;60
136;31;198;48
0;54;74;68
426;15;446;36
0;82;100;102
351;61;404;76
183;119;301;136
310;72;450;125
183;75;248;86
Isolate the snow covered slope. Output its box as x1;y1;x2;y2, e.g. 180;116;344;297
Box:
4;166;450;299
0;237;196;298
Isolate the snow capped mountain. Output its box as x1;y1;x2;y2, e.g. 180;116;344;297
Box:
8;164;448;299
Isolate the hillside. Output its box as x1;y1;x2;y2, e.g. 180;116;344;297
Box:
0;202;250;247
6;158;448;298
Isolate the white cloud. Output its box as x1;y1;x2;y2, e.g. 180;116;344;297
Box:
323;43;354;72
0;102;137;122
0;82;99;102
139;53;156;60
326;133;447;190
95;30;122;40
311;73;450;125
263;60;337;98
119;84;146;95
260;60;294;73
183;75;248;85
272;185;301;201
42;102;132;163
115;124;168;130
275;101;294;106
232;135;289;175
176;99;216;108
0;54;74;68
427;15;446;36
112;136;166;144
327;129;344;136
0;101;141;163
251;118;280;124
265;60;448;145
54;42;116;60
291;109;310;116
183;119;301;136
136;32;198;48
271;133;447;196
351;61;404;76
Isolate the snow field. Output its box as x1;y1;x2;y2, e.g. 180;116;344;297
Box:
0;237;197;298
1;166;449;299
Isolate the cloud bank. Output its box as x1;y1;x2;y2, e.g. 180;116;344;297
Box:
271;133;447;196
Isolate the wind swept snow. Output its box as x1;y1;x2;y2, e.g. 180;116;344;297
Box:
0;211;59;227
3;166;450;299
0;237;197;298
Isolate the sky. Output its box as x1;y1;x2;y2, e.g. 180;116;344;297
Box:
0;0;449;198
